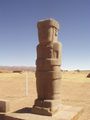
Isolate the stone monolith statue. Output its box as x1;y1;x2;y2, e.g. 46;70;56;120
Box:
32;18;62;116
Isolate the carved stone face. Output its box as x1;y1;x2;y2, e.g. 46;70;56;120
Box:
38;26;58;44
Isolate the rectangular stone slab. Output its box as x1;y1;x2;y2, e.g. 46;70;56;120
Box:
5;105;83;120
0;100;9;112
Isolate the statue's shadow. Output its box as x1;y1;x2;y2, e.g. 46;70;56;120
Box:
14;107;32;113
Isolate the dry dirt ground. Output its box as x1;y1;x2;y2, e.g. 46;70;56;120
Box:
0;71;90;120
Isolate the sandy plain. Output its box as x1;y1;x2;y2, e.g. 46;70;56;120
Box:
0;70;90;120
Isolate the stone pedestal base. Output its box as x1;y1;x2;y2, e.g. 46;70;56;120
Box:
32;106;58;116
32;99;61;116
5;105;83;120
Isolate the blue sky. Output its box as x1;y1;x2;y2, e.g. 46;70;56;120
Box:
0;0;90;70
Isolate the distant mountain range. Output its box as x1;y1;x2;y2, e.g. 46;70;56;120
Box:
0;66;36;72
0;66;89;73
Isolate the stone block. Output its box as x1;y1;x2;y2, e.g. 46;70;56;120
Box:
0;100;9;112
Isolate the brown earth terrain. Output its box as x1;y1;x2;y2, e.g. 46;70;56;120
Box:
0;70;90;120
